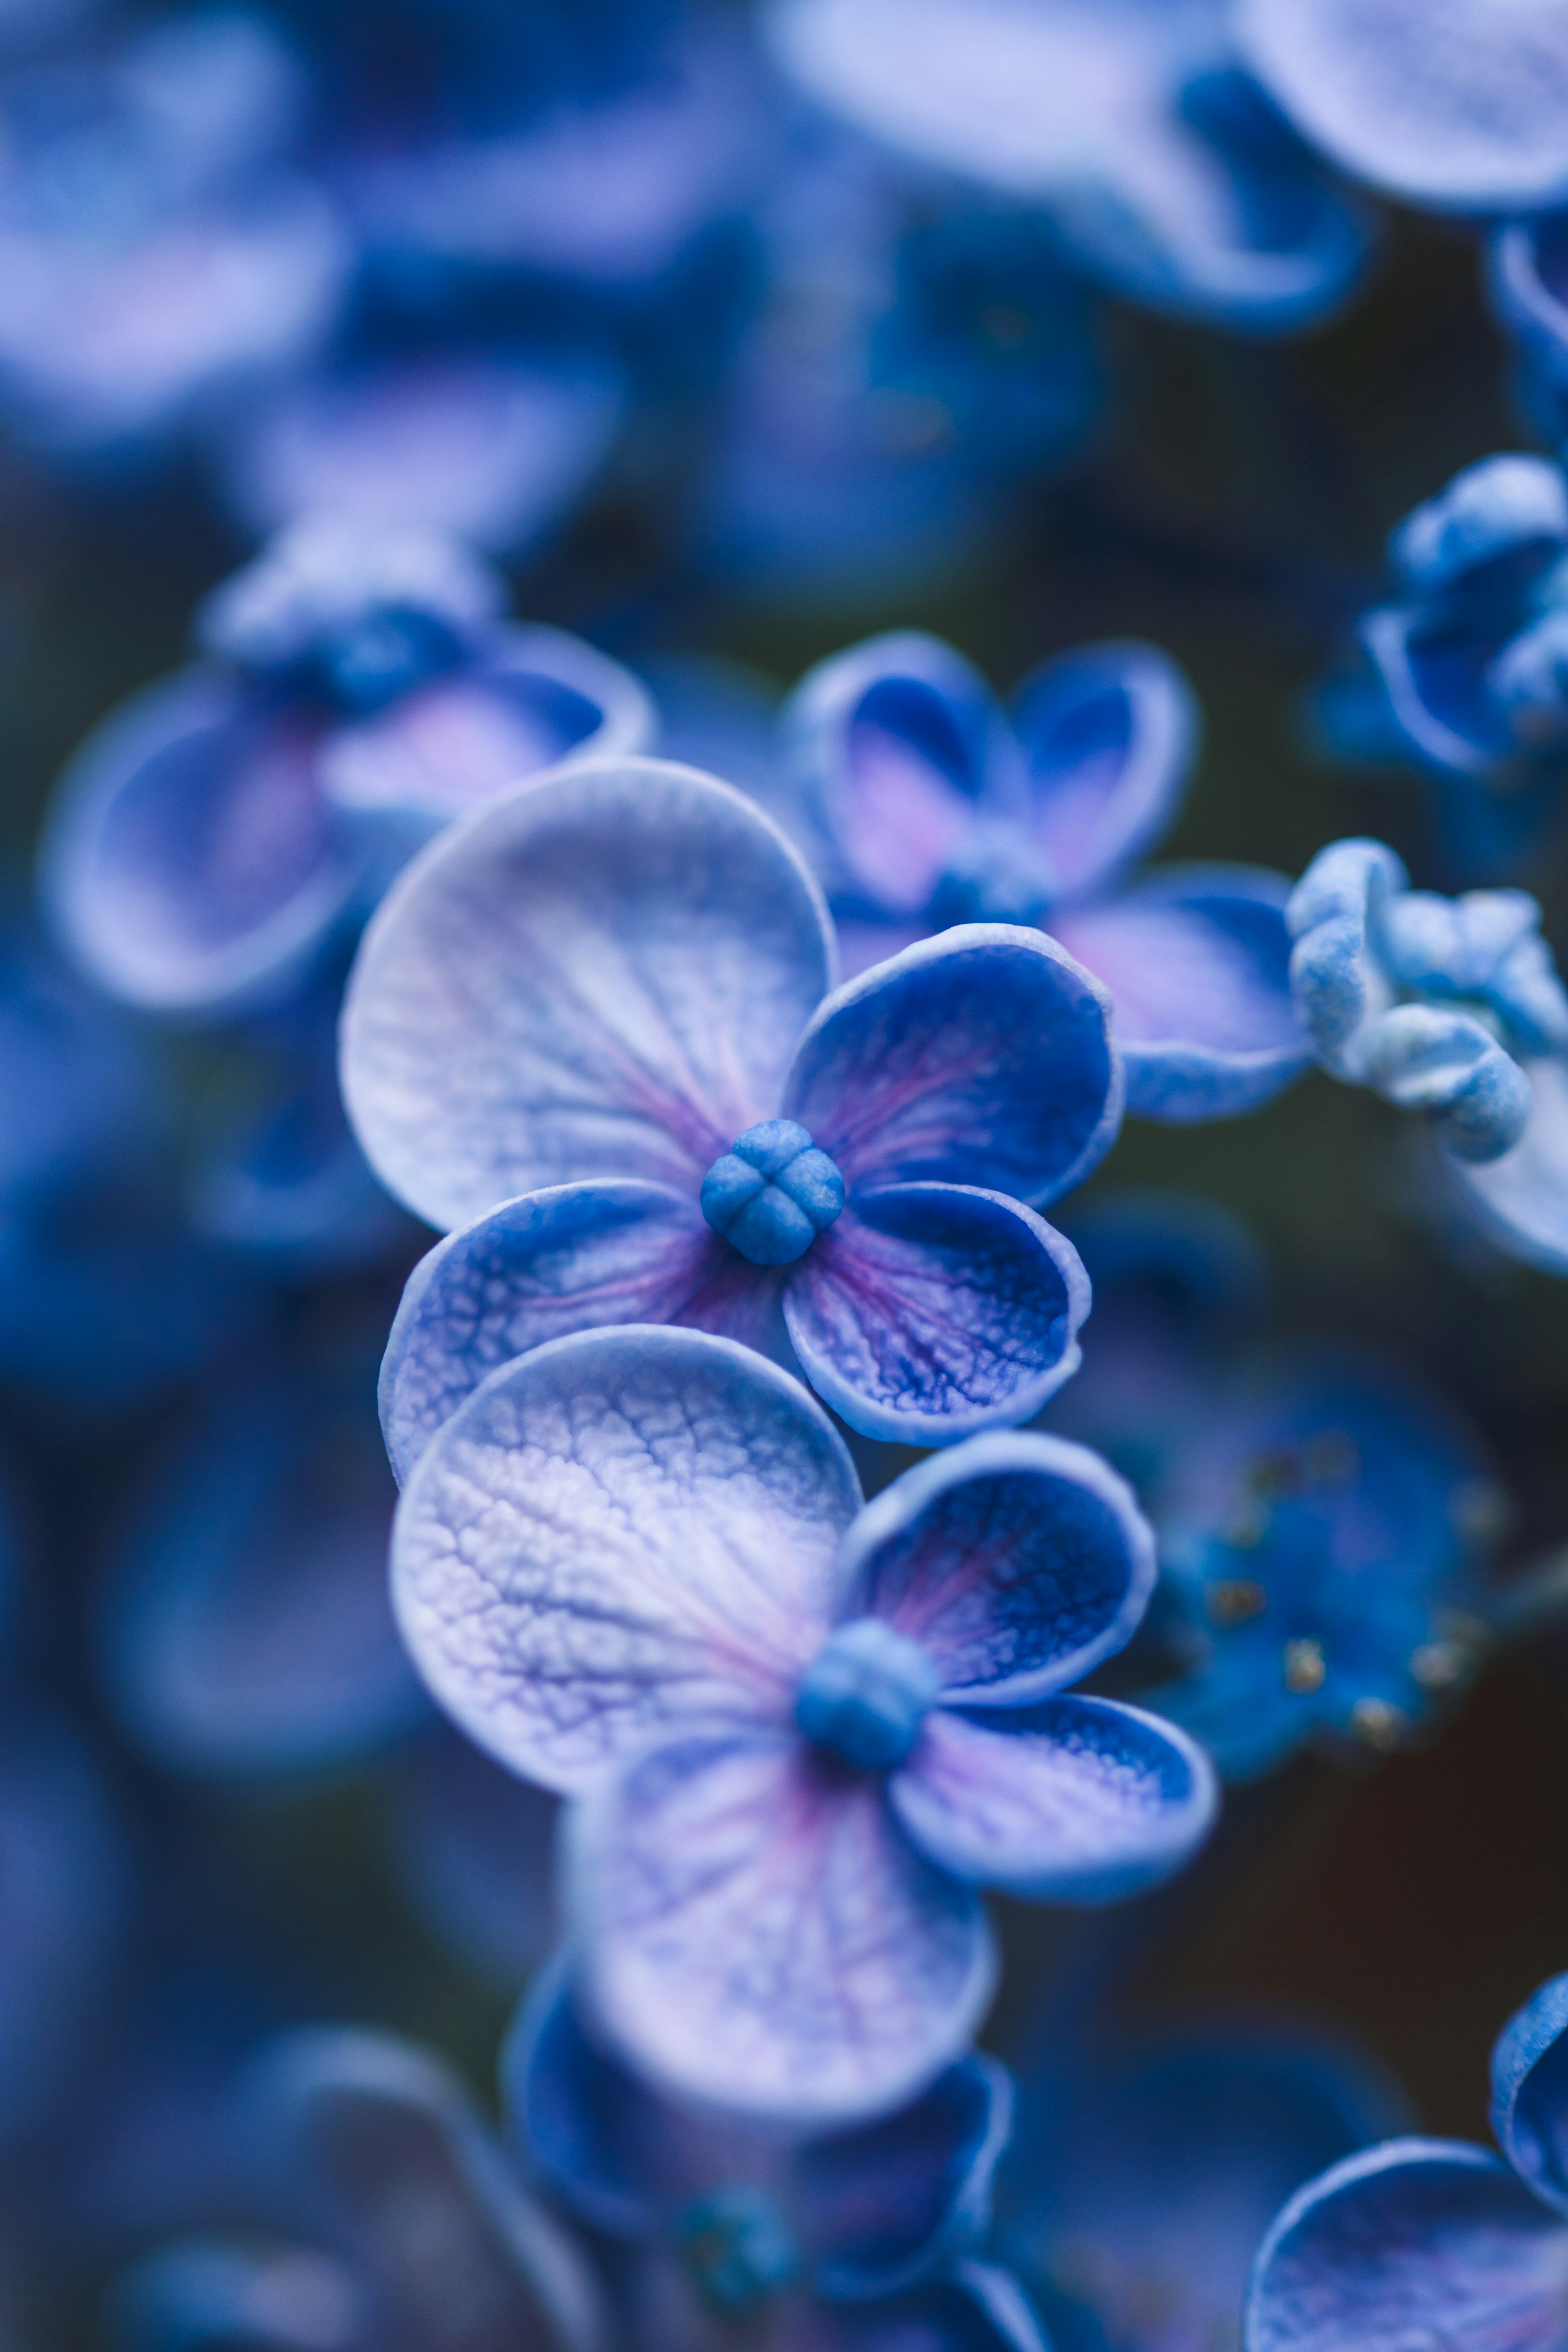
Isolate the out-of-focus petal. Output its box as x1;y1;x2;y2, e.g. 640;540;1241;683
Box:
341;760;835;1232
784;926;1120;1207
782;1186;1089;1446
801;2056;1013;2296
1012;641;1197;904
1492;1972;1568;2214
892;1697;1217;1902
388;1732;559;1993
1051;867;1310;1122
108;2239;363;2352
798;2264;1048;2351
392;1327;861;1793
567;1724;995;2128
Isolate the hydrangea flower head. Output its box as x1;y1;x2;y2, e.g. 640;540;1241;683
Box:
391;1321;1217;2125
42;514;652;1019
1247;1969;1568;2352
785;631;1309;1122
346;756;1121;1456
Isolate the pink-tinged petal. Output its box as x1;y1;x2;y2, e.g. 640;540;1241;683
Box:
381;1182;789;1485
568;1725;995;2128
892;1698;1217;1902
1012;641;1198;904
392;1327;860;1793
41;672;358;1017
783;1187;1088;1446
1247;2139;1568;2352
341;760;835;1232
783;927;1120;1207
1049;866;1309;1123
838;1435;1156;1701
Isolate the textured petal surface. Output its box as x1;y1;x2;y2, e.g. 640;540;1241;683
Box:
783;1187;1089;1446
568;1724;995;2128
1247;2139;1568;2352
1050;868;1309;1122
784;927;1120;1207
342;760;834;1229
800;2056;1012;2296
891;1697;1216;1901
1446;1060;1568;1276
381;1183;784;1485
1239;0;1568;212
1493;1972;1568;2216
1013;640;1196;904
392;1327;861;1792
839;1434;1157;1701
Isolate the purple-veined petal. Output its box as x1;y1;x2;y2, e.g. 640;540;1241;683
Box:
1012;641;1197;904
1493;1973;1568;2216
243;2030;603;2352
1246;2138;1568;2352
1050;866;1310;1122
891;1696;1217;1902
392;1327;860;1793
381;1182;788;1486
838;1434;1156;1702
341;759;836;1232
1238;0;1568;214
783;926;1121;1208
782;1186;1089;1447
784;633;1018;915
1445;1060;1568;1276
318;626;655;837
800;2056;1012;2297
567;1724;995;2129
210;350;624;551
41;672;359;1018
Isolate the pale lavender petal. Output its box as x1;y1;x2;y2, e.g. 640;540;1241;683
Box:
784;927;1121;1207
1012;641;1197;904
568;1724;995;2127
892;1697;1217;1901
392;1326;860;1792
341;760;835;1231
838;1434;1156;1700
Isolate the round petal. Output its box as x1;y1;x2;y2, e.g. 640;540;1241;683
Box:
1445;1059;1568;1274
1246;2138;1568;2352
392;1326;861;1793
41;672;359;1019
1050;866;1310;1122
838;1433;1157;1703
1238;0;1568;213
782;1185;1090;1446
341;759;836;1231
1493;1973;1568;2214
567;1724;996;2128
783;926;1121;1208
891;1697;1217;1902
381;1182;787;1486
1011;640;1198;905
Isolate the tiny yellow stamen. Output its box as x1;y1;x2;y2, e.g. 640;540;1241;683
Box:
1282;1637;1327;1695
1207;1578;1268;1627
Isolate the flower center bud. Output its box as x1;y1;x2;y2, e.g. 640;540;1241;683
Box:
313;604;466;715
795;1618;939;1773
700;1119;846;1268
928;821;1052;928
677;2189;800;2316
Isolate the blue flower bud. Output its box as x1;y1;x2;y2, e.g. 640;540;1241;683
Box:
795;1617;940;1773
700;1118;846;1267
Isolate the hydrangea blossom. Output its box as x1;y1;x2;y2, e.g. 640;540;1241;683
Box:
785;631;1310;1120
764;0;1370;332
1288;837;1568;1273
508;1959;1040;2349
1247;1969;1568;2352
345;756;1121;1457
42;514;653;1020
390;1321;1217;2125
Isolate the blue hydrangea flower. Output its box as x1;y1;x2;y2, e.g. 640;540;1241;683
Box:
1246;1969;1568;2352
1238;0;1568;215
785;632;1310;1122
507;1957;1041;2350
42;514;652;1020
345;756;1120;1459
764;0;1371;333
1288;836;1568;1274
109;2028;604;2352
1001;2024;1406;2352
390;1321;1216;2124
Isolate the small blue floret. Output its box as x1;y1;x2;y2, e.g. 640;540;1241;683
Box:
794;1617;940;1773
700;1118;846;1267
677;2189;800;2314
